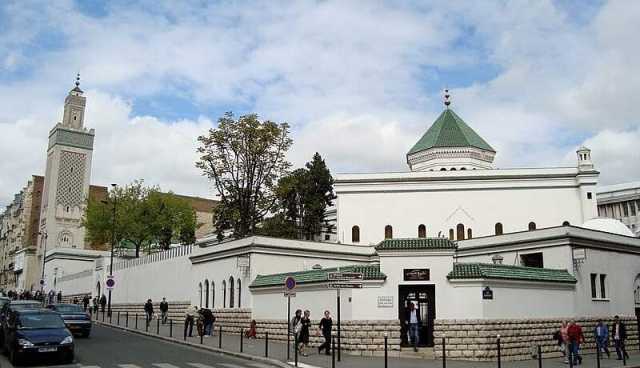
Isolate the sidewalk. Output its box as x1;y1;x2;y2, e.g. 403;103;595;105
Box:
96;313;639;368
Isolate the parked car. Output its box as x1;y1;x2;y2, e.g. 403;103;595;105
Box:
0;297;10;310
47;304;91;337
0;300;43;345
3;309;74;365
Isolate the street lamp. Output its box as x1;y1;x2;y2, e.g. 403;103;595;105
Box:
38;231;48;305
107;183;117;316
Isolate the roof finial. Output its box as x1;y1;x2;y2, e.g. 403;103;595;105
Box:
443;88;451;108
75;73;80;87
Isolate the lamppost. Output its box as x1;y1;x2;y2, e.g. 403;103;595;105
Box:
108;183;117;317
38;231;48;305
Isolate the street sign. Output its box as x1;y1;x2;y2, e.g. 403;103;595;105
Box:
283;292;296;297
39;279;45;286
328;283;363;289
284;276;296;296
327;272;363;281
106;275;115;289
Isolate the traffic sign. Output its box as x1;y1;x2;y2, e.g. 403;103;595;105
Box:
283;292;296;297
39;279;45;286
328;283;363;289
284;276;296;291
327;272;363;281
106;275;115;289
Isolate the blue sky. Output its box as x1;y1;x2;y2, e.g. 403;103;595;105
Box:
1;0;639;208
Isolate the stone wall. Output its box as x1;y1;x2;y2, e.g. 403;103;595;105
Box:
434;317;640;361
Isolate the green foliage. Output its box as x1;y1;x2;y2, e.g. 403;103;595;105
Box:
196;112;293;239
84;180;198;257
262;152;335;240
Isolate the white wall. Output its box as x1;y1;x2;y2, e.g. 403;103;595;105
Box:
252;286;352;321
480;283;575;319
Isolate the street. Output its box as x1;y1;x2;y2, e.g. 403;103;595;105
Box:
0;324;278;368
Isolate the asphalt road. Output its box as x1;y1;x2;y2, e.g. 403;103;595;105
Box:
0;324;279;368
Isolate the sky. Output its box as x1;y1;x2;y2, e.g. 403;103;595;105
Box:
1;0;640;209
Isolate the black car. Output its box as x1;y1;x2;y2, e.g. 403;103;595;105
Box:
4;309;74;365
0;300;43;344
47;304;91;337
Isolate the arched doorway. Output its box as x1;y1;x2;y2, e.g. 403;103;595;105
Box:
96;282;101;298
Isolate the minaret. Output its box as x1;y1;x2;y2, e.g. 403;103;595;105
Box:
38;75;95;251
576;146;594;171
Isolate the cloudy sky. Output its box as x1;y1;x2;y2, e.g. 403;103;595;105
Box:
1;0;639;208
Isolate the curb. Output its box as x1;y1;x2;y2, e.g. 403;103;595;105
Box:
95;321;291;368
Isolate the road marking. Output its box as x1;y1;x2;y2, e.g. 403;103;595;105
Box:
247;363;278;368
219;364;249;368
152;364;181;368
186;363;216;368
118;365;143;368
286;363;322;368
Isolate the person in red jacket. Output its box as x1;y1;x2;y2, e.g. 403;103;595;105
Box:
567;321;585;365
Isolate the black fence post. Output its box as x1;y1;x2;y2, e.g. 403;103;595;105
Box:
135;313;138;329
637;317;640;352
294;335;298;367
240;328;244;353
442;336;447;368
537;345;542;368
170;319;173;338
126;312;129;328
157;318;160;334
497;335;501;368
145;316;149;332
331;334;336;368
569;348;574;368
109;311;112;324
384;332;388;368
265;331;269;357
596;342;601;368
200;332;203;344
102;310;105;322
623;346;627;366
117;311;120;325
219;326;222;348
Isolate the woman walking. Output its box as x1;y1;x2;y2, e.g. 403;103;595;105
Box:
299;310;312;356
291;310;303;354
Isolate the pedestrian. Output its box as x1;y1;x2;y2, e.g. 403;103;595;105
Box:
57;290;63;303
159;297;169;324
317;310;333;356
594;319;610;358
202;308;214;336
144;299;154;327
245;320;257;339
291;309;303;354
567;320;584;365
612;315;629;361
196;308;205;337
82;295;90;311
73;296;79;304
93;296;99;313
405;302;421;352
559;321;570;362
100;294;107;312
297;310;311;356
184;306;196;338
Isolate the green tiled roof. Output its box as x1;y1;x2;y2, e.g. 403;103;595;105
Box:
447;263;577;283
376;238;457;251
250;264;385;288
408;109;495;155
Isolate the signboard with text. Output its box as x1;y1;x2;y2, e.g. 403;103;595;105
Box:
328;283;363;289
327;272;363;281
403;269;430;281
482;286;493;300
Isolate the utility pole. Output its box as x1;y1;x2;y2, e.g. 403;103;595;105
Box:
107;183;117;317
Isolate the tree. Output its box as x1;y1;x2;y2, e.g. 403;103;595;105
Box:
196;112;292;240
262;152;335;240
84;181;198;257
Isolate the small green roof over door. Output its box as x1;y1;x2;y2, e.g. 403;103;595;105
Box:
408;109;495;155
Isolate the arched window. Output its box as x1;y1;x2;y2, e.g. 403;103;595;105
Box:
384;225;393;239
211;282;215;309
562;221;570;226
204;279;209;308
440;168;447;171
457;223;465;240
450;168;457;171
229;277;235;308
449;229;454;240
418;224;426;238
460;167;467;170
528;222;536;231
222;280;227;308
351;226;360;243
495;223;503;235
237;279;242;308
467;228;473;239
198;282;203;308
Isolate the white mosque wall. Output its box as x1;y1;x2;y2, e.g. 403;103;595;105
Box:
455;245;574;271
479;283;575;319
251;286;353;321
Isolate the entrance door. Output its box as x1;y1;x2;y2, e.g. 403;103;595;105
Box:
398;285;435;347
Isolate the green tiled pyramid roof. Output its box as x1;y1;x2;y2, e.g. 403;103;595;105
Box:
447;263;576;284
408;109;495;155
376;238;457;251
250;264;386;288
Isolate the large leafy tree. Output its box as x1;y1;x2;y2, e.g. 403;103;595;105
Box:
84;181;197;257
196;112;292;240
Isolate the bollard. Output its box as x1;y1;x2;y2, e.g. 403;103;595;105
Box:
126;312;129;328
442;336;447;368
157;318;160;334
102;310;105;322
623;346;627;366
117;311;120;325
384;332;388;368
331;334;336;368
170;319;173;338
109;311;112;324
569;348;573;368
537;345;542;368
135;313;138;329
219;326;222;348
240;328;244;353
265;331;269;357
596;342;601;368
497;335;501;368
146;316;149;332
294;335;298;367
200;332;203;344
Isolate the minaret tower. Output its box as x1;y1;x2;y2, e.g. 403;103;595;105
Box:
39;75;95;250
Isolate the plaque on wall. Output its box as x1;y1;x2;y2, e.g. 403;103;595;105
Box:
403;268;430;281
482;286;494;300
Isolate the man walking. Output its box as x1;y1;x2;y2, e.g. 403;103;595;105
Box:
594;319;610;358
567;320;584;365
317;310;333;356
184;306;196;338
202;308;214;336
405;302;421;352
99;294;107;312
82;295;90;311
57;290;63;303
144;299;154;327
612;316;630;361
159;298;169;324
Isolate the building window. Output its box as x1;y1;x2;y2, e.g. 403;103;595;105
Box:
352;226;360;243
623;203;629;217
600;274;607;299
630;201;637;216
440;168;447;171
520;252;543;268
467;228;472;239
562;221;570;226
448;229;454;240
238;279;242;308
418;224;426;238
204;279;209;308
229;277;235;308
587;192;592;199
456;224;465;240
590;274;598;298
199;283;203;308
211;282;215;308
222;280;227;308
495;223;503;235
324;234;330;241
384;225;393;239
528;222;536;231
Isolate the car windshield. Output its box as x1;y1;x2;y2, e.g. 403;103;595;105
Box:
11;303;41;310
18;314;66;329
54;305;84;313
